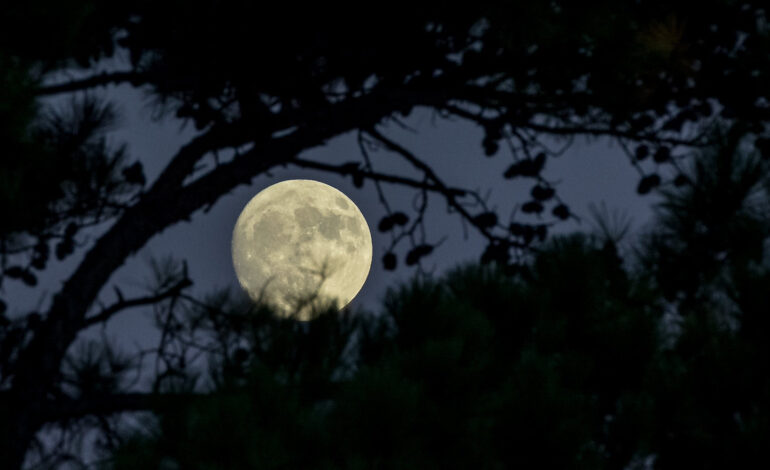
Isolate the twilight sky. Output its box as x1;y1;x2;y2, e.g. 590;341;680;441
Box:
10;80;663;354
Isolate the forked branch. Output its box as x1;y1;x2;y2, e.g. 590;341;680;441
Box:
83;277;193;328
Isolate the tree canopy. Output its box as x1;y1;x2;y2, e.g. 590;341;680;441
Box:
104;136;770;468
1;1;770;468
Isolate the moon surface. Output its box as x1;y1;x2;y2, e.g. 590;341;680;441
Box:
232;179;372;320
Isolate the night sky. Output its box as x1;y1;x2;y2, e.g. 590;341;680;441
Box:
11;77;660;354
6;4;770;468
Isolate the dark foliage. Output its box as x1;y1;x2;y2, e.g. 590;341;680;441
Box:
105;169;770;467
99;131;770;469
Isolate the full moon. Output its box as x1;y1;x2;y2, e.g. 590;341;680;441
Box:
231;179;372;320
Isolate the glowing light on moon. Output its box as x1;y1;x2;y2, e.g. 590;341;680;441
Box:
231;179;372;320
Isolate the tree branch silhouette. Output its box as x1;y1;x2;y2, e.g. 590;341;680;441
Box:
35;71;147;96
289;157;467;197
83;278;193;328
442;102;710;147
366;126;520;248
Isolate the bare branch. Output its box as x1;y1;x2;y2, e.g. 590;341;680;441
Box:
366;127;521;248
289;157;467;197
443;103;708;147
358;130;394;214
523;121;709;147
83;278;193;328
35;71;147;96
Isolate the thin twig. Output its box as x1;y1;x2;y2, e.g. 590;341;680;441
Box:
82;278;192;328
